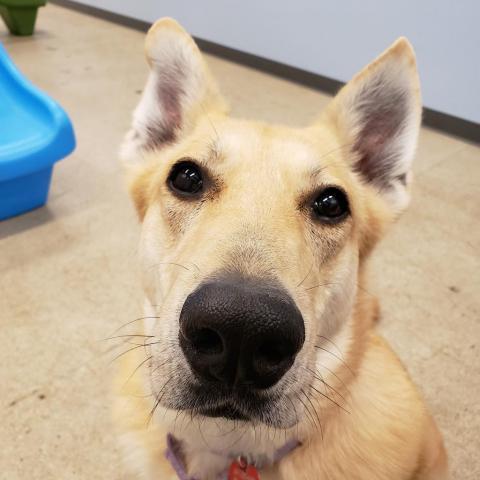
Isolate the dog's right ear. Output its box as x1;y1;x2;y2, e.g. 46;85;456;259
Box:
120;18;227;164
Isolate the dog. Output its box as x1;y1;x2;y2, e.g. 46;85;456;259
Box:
114;18;448;480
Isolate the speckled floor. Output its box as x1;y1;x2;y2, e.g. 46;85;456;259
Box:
0;4;479;479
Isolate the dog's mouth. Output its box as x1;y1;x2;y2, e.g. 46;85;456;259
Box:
160;378;300;428
178;382;288;425
189;387;260;422
199;404;249;421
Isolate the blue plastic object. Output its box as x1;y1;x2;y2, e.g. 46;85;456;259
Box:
0;43;75;220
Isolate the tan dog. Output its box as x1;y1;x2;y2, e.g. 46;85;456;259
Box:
114;18;448;480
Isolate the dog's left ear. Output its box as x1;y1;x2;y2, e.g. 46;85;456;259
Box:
320;38;421;213
121;18;228;164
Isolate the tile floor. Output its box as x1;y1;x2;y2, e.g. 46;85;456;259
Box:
0;4;479;479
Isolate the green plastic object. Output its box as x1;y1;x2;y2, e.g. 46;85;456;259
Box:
0;0;46;36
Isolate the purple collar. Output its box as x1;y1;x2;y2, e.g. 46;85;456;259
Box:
165;433;300;480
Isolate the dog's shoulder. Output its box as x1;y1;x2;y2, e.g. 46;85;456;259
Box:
277;332;446;480
354;333;448;479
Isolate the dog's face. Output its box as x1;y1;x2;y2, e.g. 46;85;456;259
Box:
121;19;421;430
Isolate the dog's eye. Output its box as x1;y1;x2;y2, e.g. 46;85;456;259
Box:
168;161;203;195
312;187;349;222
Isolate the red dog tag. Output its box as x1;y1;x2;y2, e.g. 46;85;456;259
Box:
228;458;260;480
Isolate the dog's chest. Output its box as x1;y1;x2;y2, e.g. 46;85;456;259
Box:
183;445;271;479
177;432;295;480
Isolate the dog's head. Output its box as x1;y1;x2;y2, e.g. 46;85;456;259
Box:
121;19;421;431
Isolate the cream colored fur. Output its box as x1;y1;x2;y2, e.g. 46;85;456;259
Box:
114;18;448;480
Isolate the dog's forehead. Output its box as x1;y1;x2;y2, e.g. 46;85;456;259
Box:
212;119;342;178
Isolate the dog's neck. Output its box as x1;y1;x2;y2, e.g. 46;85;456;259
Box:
166;430;300;480
157;408;304;479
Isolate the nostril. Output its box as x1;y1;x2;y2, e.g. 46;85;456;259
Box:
256;341;289;366
191;328;223;355
254;340;294;378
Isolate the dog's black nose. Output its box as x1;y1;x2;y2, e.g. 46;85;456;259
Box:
179;277;305;389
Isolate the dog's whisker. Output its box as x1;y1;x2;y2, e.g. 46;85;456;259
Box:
301;387;322;433
314;345;354;375
101;341;131;356
310;370;348;403
122;355;153;389
314;362;351;394
296;262;314;287
320;379;342;406
102;334;155;342
149;357;175;380
309;383;350;414
305;365;349;404
109;342;162;365
147;375;176;427
296;392;316;432
120;340;162;348
316;335;345;359
147;261;191;272
304;281;340;291
129;392;155;399
100;335;158;356
320;375;348;405
109;316;161;336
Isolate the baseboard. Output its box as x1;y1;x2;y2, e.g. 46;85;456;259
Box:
50;0;479;144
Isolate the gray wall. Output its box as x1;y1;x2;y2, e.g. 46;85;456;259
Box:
76;0;480;124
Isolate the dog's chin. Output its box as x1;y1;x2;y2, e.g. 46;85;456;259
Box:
192;404;298;429
199;404;250;421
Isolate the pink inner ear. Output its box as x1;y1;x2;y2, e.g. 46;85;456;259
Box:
352;76;408;187
362;132;388;154
144;61;185;151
